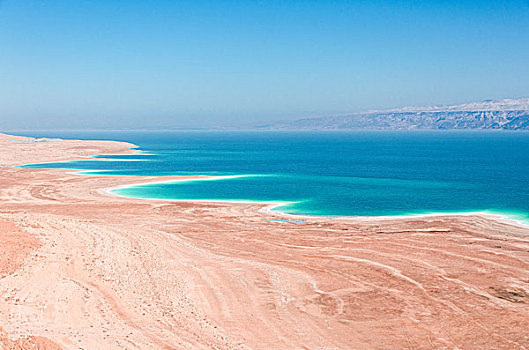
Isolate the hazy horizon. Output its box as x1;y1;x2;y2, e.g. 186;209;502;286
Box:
2;0;529;130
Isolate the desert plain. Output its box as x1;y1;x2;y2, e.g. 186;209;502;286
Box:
0;133;528;349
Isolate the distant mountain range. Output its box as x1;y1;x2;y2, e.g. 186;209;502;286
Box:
264;98;529;130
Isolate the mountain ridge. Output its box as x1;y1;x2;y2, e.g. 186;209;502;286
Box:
266;98;529;130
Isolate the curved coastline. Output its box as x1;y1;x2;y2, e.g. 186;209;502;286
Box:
16;136;529;230
108;177;529;229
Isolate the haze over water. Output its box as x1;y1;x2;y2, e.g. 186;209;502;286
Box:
17;131;529;220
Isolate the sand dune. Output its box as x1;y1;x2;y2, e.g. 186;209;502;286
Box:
0;133;528;349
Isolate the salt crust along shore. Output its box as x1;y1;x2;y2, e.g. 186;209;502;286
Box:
0;132;529;349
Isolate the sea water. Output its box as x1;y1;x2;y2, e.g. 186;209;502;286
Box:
17;131;529;220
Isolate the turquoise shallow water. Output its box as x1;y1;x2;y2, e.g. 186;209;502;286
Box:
17;131;529;221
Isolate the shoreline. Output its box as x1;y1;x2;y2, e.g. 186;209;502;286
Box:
15;136;529;230
16;128;526;227
1;131;529;349
16;129;526;233
108;181;529;230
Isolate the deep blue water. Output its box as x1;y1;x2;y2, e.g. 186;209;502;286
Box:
16;131;529;220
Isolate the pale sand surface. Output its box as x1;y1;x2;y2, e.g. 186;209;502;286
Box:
1;133;529;349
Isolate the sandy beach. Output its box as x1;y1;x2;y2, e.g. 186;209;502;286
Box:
1;133;529;349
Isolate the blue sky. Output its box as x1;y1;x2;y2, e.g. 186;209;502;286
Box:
1;0;529;129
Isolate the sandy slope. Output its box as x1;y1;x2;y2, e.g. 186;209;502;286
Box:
0;133;528;349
